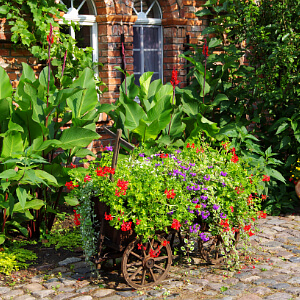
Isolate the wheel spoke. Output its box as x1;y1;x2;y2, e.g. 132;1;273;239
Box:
154;255;168;261
141;268;146;285
130;251;143;260
154;264;166;271
129;266;143;281
127;261;142;268
149;268;157;282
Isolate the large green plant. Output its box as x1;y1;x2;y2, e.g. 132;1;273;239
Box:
0;59;109;242
185;0;300;213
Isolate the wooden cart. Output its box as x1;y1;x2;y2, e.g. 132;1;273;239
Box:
92;128;173;289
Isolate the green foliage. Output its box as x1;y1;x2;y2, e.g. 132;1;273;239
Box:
183;0;300;213
0;242;37;275
42;227;82;251
67;139;268;266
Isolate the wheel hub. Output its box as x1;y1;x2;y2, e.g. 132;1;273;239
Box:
144;257;155;269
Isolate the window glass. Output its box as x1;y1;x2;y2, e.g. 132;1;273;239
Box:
75;25;91;48
144;27;159;49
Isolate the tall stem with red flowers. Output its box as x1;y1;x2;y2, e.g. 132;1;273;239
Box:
202;38;209;104
168;68;180;135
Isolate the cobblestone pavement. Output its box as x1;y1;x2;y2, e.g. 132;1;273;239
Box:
2;215;300;300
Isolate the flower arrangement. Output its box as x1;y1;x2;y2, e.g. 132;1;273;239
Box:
67;139;268;266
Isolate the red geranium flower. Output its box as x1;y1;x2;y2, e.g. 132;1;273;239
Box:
262;175;270;182
84;175;91;182
104;212;113;221
171;219;181;230
164;189;176;199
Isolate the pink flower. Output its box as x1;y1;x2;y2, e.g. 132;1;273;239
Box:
84;175;91;182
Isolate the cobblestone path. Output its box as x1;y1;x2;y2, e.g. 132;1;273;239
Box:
2;215;300;300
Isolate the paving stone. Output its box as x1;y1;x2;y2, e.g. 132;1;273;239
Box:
164;280;184;289
268;283;291;290
238;295;262;300
207;283;227;291
30;275;44;283
2;289;24;299
52;293;77;300
75;286;98;293
71;296;93;300
116;290;139;297
287;276;300;284
266;219;287;226
31;289;56;298
92;288;115;297
249;286;272;295
263;292;293;300
58;286;76;292
147;289;166;297
285;287;300;295
253;278;277;285
184;284;203;292
22;283;44;292
288;256;300;263
43;281;64;289
58;278;77;286
202;290;217;296
50;267;69;274
222;289;243;296
166;293;180;299
0;287;10;295
240;275;261;283
58;257;81;266
14;296;36;300
101;296;122;300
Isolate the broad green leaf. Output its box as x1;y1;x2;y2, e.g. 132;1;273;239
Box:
279;136;291;149
8;120;24;133
194;72;210;97
0;99;10;122
0;169;17;179
268;168;286;183
208;38;222;48
123;99;147;131
139;72;153;103
35;170;58;185
120;74;139;100
201;27;215;36
195;8;212;17
64;196;79;206
39;66;55;88
59;127;100;149
0;66;12;99
74;148;96;158
168;112;186;138
16;187;27;210
14;199;45;212
154;85;173;103
0;234;5;245
212;94;229;106
1;131;23;158
20;63;36;82
133;119;161;142
275;122;289;135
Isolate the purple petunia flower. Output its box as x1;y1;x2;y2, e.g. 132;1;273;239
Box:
167;210;174;215
186;186;193;191
213;204;220;210
200;195;208;201
155;163;161;167
201;210;210;219
177;160;182;164
222;182;226;187
220;212;227;219
176;150;181;154
203;175;210;181
201;203;207;208
199;232;210;242
202;187;208;191
220;171;227;177
104;146;113;151
190;172;196;177
207;166;213;169
138;153;145;157
189;163;196;166
146;157;152;160
195;209;200;216
189;223;201;234
192;198;199;204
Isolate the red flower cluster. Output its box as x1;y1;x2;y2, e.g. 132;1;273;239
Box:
115;179;129;197
262;175;270;182
121;221;132;231
187;143;195;149
196;147;204;153
220;219;230;232
96;166;115;177
261;194;267;200
170;68;180;88
235;186;244;194
137;243;147;251
136;219;141;225
247;194;253;205
47;24;54;45
84;175;91;182
104;212;113;221
162;240;170;247
171;219;181;230
230;148;239;163
258;211;267;219
243;224;254;236
65;181;79;190
229;206;234;212
160;153;169;158
150;248;161;258
73;209;80;226
221;141;229;150
164;189;176;199
202;38;208;58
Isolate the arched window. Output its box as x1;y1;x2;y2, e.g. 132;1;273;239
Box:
133;0;163;85
59;0;98;63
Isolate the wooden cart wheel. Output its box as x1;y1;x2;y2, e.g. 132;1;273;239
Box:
121;236;172;289
198;232;240;265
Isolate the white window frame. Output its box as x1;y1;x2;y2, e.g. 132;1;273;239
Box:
59;0;98;64
133;0;163;82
